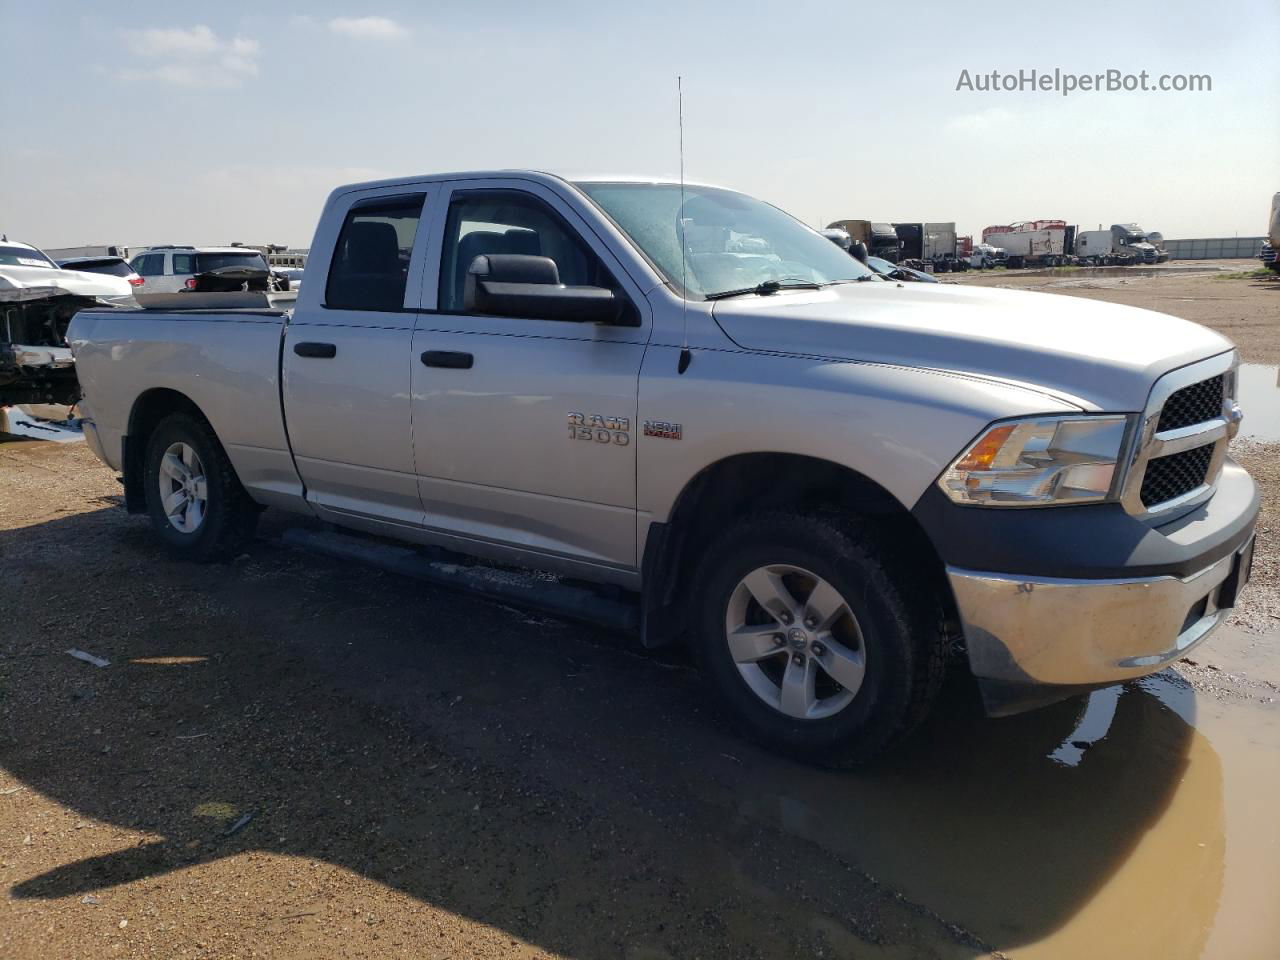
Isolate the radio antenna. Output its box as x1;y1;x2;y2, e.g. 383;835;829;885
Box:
677;75;691;375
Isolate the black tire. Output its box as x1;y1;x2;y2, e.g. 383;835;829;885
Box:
691;512;947;767
142;412;258;562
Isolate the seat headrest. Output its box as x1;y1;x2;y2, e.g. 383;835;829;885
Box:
346;221;400;273
503;228;542;257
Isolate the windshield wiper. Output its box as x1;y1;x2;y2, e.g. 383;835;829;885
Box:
826;275;879;284
705;278;824;300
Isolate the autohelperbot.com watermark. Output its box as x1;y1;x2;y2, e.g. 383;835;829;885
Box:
956;68;1211;96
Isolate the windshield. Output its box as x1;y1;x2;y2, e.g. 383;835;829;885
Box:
865;256;896;275
195;252;269;272
576;182;874;297
0;245;57;268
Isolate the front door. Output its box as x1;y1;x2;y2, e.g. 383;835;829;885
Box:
283;190;433;527
410;181;650;574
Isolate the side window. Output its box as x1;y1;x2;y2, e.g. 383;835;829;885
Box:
325;194;425;311
135;254;162;276
172;253;195;274
439;190;616;313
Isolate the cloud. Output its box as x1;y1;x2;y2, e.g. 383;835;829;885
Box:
117;24;261;88
328;16;408;39
945;107;1015;133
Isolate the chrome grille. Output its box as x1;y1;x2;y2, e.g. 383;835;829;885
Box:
1140;443;1215;507
1121;355;1238;518
1158;375;1225;432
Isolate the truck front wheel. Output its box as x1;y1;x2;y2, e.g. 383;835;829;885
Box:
142;412;258;561
692;512;947;766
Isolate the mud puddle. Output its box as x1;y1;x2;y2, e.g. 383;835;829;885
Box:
0;407;84;443
1237;364;1280;442
722;641;1280;959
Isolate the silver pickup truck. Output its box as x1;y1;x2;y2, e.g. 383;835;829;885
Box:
68;171;1259;764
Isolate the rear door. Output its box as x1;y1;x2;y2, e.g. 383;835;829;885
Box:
409;179;650;575
171;252;196;291
132;252;169;292
282;187;439;527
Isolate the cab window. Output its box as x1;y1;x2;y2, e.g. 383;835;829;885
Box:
439;190;616;313
326;194;425;311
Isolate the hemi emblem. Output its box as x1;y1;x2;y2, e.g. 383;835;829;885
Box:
644;420;683;440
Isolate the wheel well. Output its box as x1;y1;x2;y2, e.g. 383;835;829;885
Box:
122;389;208;513
641;453;957;648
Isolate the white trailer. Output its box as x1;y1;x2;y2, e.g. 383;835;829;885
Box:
980;221;1072;268
44;244;130;261
922;222;957;261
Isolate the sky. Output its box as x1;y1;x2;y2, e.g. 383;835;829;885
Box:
1;1;1277;250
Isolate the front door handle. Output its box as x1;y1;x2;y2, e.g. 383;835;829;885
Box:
421;350;474;369
294;342;337;359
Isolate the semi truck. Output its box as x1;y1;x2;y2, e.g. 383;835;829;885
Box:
825;220;900;261
65;169;1257;766
980;221;1075;268
1074;224;1160;266
1262;193;1280;272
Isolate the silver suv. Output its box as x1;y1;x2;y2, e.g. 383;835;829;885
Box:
129;245;272;293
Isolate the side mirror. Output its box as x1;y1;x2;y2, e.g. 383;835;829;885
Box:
463;254;623;324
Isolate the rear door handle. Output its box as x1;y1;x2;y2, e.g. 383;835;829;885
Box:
421;350;474;369
294;342;337;359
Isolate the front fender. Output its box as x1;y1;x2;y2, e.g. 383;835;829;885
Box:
636;345;1080;529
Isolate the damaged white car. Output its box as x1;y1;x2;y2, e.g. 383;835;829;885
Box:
1;239;133;412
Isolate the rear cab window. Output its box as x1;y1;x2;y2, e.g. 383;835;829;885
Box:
325;195;426;311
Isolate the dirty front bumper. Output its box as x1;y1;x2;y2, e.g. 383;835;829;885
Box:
914;460;1259;715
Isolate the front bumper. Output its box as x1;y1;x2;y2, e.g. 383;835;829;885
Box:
915;459;1259;715
949;535;1254;715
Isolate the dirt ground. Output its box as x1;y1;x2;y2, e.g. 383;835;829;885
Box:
951;260;1280;364
2;267;1279;959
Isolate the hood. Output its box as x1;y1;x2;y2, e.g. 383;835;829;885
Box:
0;265;132;303
711;282;1232;411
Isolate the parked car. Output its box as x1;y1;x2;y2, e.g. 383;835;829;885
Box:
1;239;131;410
866;255;939;283
57;255;143;289
129;245;274;293
69;171;1258;766
273;266;305;290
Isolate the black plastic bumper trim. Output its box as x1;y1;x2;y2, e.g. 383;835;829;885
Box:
912;459;1259;581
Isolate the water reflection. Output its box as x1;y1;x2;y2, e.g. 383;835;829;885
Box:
728;673;1240;958
1237;364;1280;442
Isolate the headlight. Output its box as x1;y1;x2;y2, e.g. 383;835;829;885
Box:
939;415;1130;506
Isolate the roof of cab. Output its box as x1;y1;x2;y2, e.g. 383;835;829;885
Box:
330;169;730;194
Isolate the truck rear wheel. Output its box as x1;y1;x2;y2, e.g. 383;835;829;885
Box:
691;512;947;766
142;412;258;562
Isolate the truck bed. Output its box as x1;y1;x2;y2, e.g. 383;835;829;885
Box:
68;307;302;509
